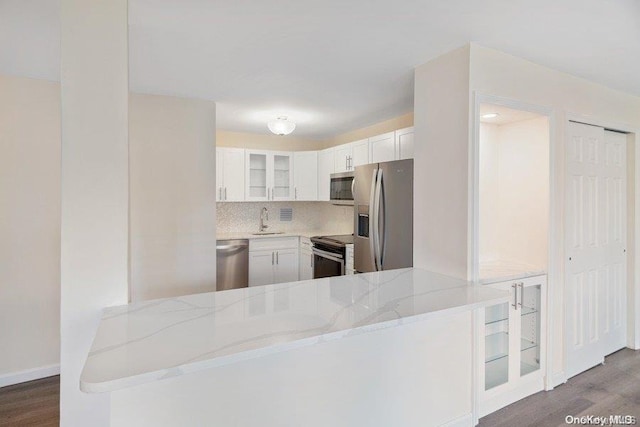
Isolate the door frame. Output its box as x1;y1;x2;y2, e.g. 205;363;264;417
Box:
564;112;640;361
470;92;556;423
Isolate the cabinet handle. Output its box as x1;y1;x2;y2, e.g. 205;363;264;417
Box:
219;188;222;200
224;187;227;200
310;254;313;267
512;283;518;310
295;187;298;200
276;251;279;265
272;252;274;265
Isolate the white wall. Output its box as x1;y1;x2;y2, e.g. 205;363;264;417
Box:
0;75;61;384
479;117;549;269
413;45;471;279
60;1;129;425
129;94;217;302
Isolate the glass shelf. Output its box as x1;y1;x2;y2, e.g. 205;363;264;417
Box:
521;306;537;316
521;338;537;352
521;361;539;376
485;315;509;326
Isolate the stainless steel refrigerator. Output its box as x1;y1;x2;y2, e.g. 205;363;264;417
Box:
353;159;413;272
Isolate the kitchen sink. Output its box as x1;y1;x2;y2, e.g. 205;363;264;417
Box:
251;231;285;235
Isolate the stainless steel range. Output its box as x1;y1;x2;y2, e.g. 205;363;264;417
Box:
310;234;354;279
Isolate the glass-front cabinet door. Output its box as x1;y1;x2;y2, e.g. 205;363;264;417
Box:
519;283;542;377
479;275;546;418
245;151;293;201
271;153;293;200
246;151;268;201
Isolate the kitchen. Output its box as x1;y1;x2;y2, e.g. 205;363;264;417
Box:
215;125;415;290
2;2;640;427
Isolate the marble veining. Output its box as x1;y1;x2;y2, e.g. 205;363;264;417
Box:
80;268;509;393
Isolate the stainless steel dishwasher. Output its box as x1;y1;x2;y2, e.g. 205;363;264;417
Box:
216;239;249;291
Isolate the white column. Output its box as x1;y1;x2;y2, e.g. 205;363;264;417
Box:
60;0;129;425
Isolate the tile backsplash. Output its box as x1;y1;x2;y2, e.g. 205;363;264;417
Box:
217;202;353;234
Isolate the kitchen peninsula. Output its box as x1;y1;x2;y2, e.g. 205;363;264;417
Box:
81;268;508;427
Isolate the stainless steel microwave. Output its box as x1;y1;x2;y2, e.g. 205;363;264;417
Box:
330;172;354;205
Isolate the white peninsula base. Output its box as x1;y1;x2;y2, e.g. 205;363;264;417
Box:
111;311;473;427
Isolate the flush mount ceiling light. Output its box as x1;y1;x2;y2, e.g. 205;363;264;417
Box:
481;112;500;119
267;116;296;136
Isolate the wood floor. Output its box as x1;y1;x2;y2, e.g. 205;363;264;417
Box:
1;350;639;426
480;348;640;427
0;376;59;427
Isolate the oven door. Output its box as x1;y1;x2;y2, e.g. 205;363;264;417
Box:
330;172;354;205
312;247;345;278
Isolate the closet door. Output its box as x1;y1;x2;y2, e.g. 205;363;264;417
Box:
565;122;627;379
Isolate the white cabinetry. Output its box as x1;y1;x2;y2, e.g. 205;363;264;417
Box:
299;237;313;280
395;127;414;160
216;148;245;201
345;244;354;275
334;144;353;173
369;131;396;163
245;150;294;201
317;148;334;201
351;139;369;167
293;151;318;201
249;237;299;286
478;275;547;417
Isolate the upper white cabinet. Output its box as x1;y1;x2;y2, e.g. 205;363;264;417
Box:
317;148;334;201
245;150;294;201
351;139;369;167
216;148;245;201
293;151;318;201
369;131;396;163
334;144;353;173
395;127;414;160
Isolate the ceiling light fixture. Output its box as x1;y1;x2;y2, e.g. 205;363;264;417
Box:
481;112;500;119
267;116;296;136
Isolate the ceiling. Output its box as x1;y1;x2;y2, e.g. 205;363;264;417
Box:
479;104;544;125
1;0;639;139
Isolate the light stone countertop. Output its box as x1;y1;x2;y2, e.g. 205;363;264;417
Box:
80;268;509;393
478;260;547;285
216;230;344;240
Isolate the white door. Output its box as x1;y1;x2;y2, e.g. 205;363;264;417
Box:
396;127;414;160
565;122;627;379
602;130;627;355
215;148;224;201
274;249;299;284
334;144;352;173
249;250;274;286
352;139;369;167
293;151;318;201
222;148;245;201
369;131;396;163
317;148;334;201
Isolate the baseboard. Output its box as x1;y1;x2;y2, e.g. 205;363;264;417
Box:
441;413;473;427
0;364;60;388
549;371;567;389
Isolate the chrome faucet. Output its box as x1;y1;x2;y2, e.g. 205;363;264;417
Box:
259;207;269;232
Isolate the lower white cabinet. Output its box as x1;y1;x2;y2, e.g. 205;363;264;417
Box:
249;237;299;286
345;244;354;275
299;237;313;280
478;274;547;417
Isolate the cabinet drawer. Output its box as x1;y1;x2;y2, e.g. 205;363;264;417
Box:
250;236;298;251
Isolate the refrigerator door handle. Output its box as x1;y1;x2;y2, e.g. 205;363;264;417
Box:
374;168;383;270
376;168;384;269
369;168;379;270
